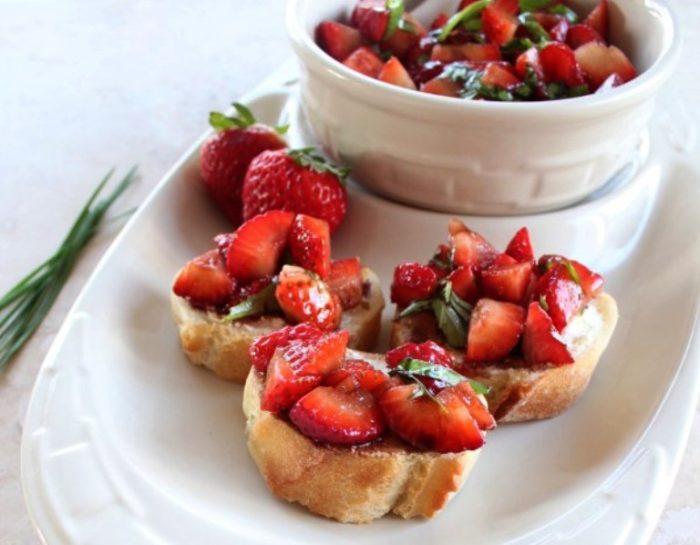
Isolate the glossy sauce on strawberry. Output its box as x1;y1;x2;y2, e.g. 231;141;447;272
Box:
316;0;637;101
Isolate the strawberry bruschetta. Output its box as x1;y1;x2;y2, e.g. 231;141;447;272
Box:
171;210;385;383
243;323;495;523
390;220;618;423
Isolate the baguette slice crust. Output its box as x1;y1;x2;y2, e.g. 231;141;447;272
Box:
243;354;481;524
171;268;384;383
391;292;618;423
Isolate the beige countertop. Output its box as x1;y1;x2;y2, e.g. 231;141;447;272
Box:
0;1;698;544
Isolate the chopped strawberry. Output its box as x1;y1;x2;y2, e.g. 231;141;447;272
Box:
290;385;385;445
214;232;234;262
249;323;323;373
522;302;574;366
566;24;604;50
316;21;364;62
492;0;519;15
466;298;525;362
431;44;502;63
531;12;561;31
275;265;342;331
583;0;608;41
491;253;518;267
327;257;364;309
538;255;603;300
351;0;389;42
505;227;535;263
481;261;534;304
448;266;481;304
382;13;426;58
324;359;389;393
481;62;521;89
428;243;453;280
454;381;496;430
449;220;498;270
385;340;454;368
515;47;545;81
379;383;486;452
199;106;286;225
391;262;439;306
481;3;519;46
421;77;462;97
574;42;637;90
535;263;584;331
549;18;569;43
342;46;384;78
539;42;586;87
242;148;348;233
430;12;449;30
225;210;295;281
172;250;235;309
288;214;331;279
261;330;349;413
378;56;417;90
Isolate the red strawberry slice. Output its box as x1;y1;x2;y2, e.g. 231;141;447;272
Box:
448;266;481;304
505;227;535;263
535;263;584;331
481;261;534;304
466;298;525;362
449;220;498;270
538;255;604;300
242;148;348;234
431;44;502;63
342;46;384;78
482;3;519;46
275;265;342;331
378;56;417;90
382;13;426;58
385;340;454;368
379;383;486;452
226;210;294;281
172;250;235;309
492;0;519;15
481;62;521;89
550;18;569;42
351;0;389;42
327;257;364;309
566;24;604;50
574;42;637;90
290;385;385;445
199;113;286;225
261;330;349;413
583;0;608;41
421;77;462;97
491;253;518;267
288;214;331;279
316;21;364;62
249;323;323;373
454;381;496;430
391;262;439;306
539;42;586;87
522;302;574;366
515;47;545;81
430;12;449;29
214;232;234;262
324;359;389;393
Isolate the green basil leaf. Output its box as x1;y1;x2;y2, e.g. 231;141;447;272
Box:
518;13;551;44
395;357;491;395
384;0;405;40
519;0;553;11
399;298;434;317
547;4;578;23
438;0;490;42
433;298;467;348
224;283;278;322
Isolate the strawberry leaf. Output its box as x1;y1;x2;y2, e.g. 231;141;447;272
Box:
274;123;290;135
288;147;351;181
223;282;279;321
209;102;257;131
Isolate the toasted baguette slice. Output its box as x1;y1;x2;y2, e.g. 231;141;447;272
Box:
171;268;385;383
391;293;618;423
243;351;482;524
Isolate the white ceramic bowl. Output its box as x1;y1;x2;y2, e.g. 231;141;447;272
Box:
286;0;679;215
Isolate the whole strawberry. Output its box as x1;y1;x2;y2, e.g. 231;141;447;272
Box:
199;103;287;225
241;147;349;233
